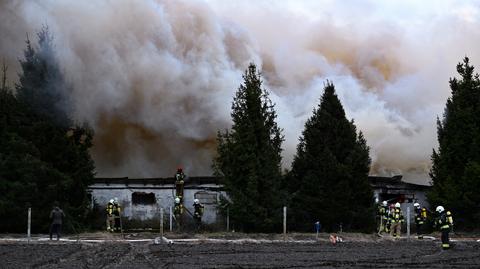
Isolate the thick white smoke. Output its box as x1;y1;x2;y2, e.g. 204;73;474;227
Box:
1;0;480;183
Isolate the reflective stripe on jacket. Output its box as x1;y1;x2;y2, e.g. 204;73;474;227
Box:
106;203;114;216
391;208;404;223
437;211;453;230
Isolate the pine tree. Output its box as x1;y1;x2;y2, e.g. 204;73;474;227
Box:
428;57;480;229
289;82;374;232
16;26;71;127
213;63;284;232
0;27;95;232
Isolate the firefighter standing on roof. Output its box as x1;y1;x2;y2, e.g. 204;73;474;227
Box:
435;206;453;250
175;168;185;202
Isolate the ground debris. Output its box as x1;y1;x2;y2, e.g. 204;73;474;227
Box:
0;239;479;268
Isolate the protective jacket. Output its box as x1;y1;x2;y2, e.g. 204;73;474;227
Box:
193;203;204;219
174;203;184;216
175;172;185;200
415;207;427;225
379;205;389;219
106;202;114;216
436;211;453;230
391;208;404;223
113;203;121;216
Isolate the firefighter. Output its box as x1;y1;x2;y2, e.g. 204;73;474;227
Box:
113;197;122;232
390;202;404;238
385;203;395;233
193;198;205;229
413;202;427;239
435;206;454;250
174;196;183;219
175;167;185;202
377;201;389;234
106;199;115;232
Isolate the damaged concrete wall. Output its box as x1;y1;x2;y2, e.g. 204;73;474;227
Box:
89;183;225;224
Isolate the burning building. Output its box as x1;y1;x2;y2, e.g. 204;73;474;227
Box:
88;174;430;227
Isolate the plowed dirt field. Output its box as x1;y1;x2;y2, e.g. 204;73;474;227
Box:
1;238;479;268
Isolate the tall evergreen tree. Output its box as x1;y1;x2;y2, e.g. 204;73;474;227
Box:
213;63;284;232
0;27;95;232
289;82;374;232
16;26;71;127
429;57;480;229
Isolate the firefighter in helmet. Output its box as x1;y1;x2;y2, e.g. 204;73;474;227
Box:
174;196;183;219
390;202;404;238
434;206;453;250
413;202;427;239
112;197;122;232
193;198;205;229
106;199;115;232
377;200;389;234
175;167;185;202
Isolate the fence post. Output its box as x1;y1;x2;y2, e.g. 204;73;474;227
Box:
169;206;173;232
226;208;230;232
283;206;287;241
407;206;410;239
160;207;164;242
27;207;31;243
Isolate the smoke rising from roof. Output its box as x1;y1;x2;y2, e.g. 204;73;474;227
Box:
1;0;480;183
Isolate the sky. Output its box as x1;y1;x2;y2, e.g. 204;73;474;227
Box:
1;0;480;184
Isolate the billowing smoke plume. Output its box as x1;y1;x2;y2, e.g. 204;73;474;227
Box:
1;0;480;183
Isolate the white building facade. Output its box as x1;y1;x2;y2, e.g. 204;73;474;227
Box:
88;177;225;224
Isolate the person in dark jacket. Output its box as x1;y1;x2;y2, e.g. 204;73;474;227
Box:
49;202;65;240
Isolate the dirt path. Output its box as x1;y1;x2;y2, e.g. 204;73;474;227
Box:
1;239;479;268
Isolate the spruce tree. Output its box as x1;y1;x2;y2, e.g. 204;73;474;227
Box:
429;57;480;229
289;82;374;232
0;27;95;232
16;26;71;127
213;63;284;232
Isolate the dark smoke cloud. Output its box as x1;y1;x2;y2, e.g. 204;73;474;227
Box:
2;0;480;183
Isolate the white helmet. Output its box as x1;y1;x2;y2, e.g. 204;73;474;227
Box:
395;202;401;208
436;206;444;213
413;202;420;208
194;199;199;204
382;201;387;206
109;199;114;203
175;197;180;204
